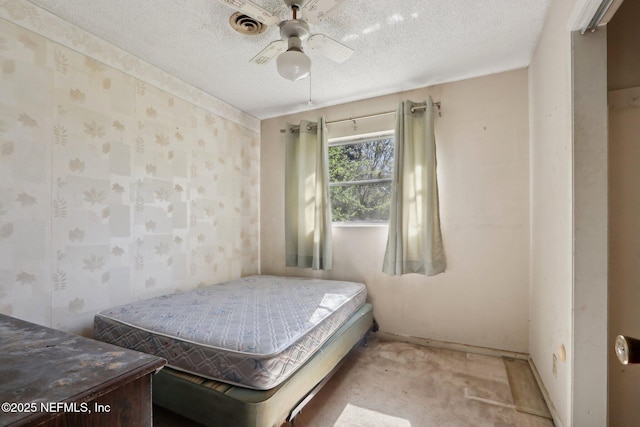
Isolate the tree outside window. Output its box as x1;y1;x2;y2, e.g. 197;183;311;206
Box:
328;132;394;223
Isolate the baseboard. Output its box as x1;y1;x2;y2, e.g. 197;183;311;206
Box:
528;356;563;427
376;331;529;360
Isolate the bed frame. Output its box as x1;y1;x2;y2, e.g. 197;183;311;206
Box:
152;303;374;427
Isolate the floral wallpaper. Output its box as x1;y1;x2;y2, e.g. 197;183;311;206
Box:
0;6;260;335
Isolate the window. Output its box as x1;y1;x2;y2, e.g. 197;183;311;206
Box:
328;131;395;223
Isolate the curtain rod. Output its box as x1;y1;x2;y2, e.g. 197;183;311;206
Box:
280;101;441;133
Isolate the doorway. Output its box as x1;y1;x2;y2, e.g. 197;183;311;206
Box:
607;1;640;424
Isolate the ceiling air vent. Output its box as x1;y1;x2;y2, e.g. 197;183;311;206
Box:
229;12;267;35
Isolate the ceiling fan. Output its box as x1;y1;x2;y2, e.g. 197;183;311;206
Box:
218;0;354;81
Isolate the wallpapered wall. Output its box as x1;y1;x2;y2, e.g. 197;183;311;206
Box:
0;2;260;335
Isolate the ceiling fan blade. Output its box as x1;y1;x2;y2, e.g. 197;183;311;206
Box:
217;0;280;26
302;0;349;23
308;34;353;63
250;40;287;64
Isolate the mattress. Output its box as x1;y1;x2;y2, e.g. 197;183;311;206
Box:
152;303;374;427
94;275;367;390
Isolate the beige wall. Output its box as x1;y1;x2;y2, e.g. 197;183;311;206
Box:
261;69;530;353
528;0;575;425
529;0;614;425
0;3;260;335
608;0;640;423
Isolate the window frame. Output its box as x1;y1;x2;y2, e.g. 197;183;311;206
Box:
327;130;395;226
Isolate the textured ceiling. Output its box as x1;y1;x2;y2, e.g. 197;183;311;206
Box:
25;0;551;120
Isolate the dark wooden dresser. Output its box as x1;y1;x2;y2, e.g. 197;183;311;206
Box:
0;314;166;426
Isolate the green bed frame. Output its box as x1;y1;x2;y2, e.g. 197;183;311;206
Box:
152;303;374;427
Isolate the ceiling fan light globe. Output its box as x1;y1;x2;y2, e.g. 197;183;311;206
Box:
277;49;311;81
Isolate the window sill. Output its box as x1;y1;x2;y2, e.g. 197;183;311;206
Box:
332;222;388;228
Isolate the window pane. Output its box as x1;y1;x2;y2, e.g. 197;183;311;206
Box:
329;138;394;183
328;135;394;223
330;181;392;223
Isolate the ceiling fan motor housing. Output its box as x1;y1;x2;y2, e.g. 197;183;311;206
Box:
279;19;310;42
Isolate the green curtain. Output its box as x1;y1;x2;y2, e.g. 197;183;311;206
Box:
284;118;333;270
383;97;446;276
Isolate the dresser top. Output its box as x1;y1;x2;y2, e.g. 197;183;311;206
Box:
0;314;165;426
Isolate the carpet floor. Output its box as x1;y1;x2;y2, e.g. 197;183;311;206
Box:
154;336;555;427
